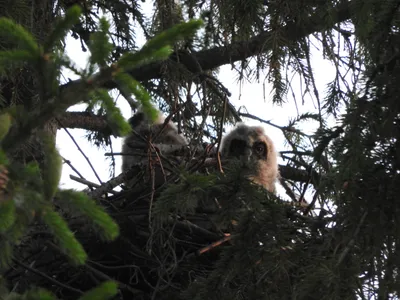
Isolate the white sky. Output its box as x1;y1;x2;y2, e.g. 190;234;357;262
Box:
56;2;338;199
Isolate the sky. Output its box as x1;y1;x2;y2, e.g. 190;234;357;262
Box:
56;2;338;200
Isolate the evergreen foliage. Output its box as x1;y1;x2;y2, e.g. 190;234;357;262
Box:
0;4;204;299
0;0;400;299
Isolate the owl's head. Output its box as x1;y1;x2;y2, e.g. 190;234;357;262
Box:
126;110;187;145
127;109;165;130
220;123;279;193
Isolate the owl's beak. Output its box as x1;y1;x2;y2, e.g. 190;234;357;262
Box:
240;147;253;162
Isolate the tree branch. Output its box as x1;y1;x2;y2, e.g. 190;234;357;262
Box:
279;165;320;186
57;112;110;133
46;2;351;136
60;2;351;94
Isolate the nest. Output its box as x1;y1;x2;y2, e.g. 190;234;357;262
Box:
4;144;317;300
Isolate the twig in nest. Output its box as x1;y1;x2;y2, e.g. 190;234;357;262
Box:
146;141;166;255
85;168;136;199
197;235;232;255
70;175;117;195
62;157;89;186
216;95;228;174
173;218;222;241
187;143;217;173
217;152;224;174
70;175;102;189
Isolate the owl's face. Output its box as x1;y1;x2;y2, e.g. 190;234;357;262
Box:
226;137;268;163
220;124;278;193
222;125;270;162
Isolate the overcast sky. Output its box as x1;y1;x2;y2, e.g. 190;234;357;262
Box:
56;2;337;199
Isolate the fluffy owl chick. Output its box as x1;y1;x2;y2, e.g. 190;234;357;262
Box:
121;110;188;187
220;124;279;193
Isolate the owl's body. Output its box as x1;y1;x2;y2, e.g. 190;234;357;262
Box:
220;123;279;193
121;110;188;187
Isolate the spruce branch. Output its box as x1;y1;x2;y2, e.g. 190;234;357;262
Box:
0;17;40;55
61;2;351;91
40;131;63;201
40;207;88;265
12;258;84;295
0;50;38;67
0;198;15;233
8;2;348;147
117;19;203;70
84;263;144;296
57;189;120;242
88;17;114;68
1;18;204;154
89;88;131;137
44;5;82;53
77;281;118;300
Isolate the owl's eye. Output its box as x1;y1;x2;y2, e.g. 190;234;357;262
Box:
229;139;247;157
253;141;267;157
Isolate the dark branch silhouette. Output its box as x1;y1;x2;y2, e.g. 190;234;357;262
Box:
59;3;352;91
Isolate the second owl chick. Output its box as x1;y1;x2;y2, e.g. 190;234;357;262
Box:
220;123;279;193
121;110;188;187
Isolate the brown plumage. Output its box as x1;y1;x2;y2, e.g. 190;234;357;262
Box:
220;123;279;193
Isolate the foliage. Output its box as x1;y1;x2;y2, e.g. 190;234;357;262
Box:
1;0;400;299
0;4;203;299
